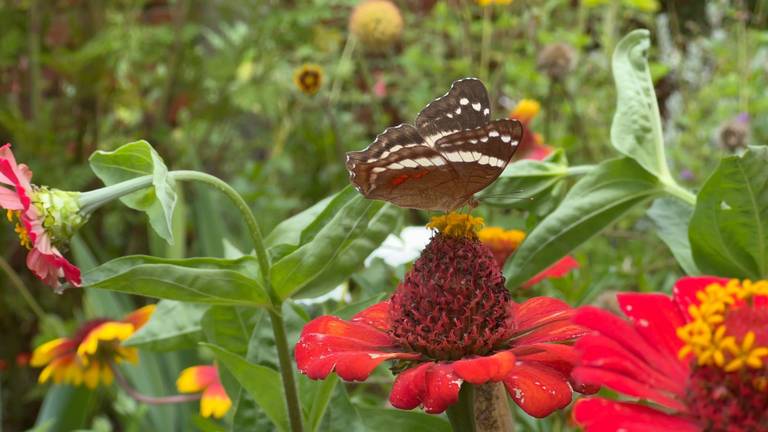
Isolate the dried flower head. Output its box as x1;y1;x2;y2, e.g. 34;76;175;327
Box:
349;0;404;52
537;42;577;81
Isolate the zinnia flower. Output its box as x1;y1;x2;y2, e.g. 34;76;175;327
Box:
296;213;590;417
293;64;324;96
349;0;403;52
508;99;553;161
177;365;232;418
478;226;578;288
31;305;155;389
572;277;768;431
0;144;84;290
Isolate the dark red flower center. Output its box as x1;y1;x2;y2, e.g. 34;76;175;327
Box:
388;233;512;360
685;365;768;431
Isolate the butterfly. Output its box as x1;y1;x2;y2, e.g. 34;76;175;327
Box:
345;78;523;212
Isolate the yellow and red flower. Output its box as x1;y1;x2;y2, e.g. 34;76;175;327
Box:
508;99;553;161
0;143;82;290
293;64;324;96
177;365;232;418
296;213;591;417
31;305;155;389
572;277;768;431
478;226;578;288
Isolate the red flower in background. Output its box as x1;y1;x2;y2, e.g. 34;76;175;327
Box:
296;214;591;417
477;226;578;288
0;144;80;289
572;277;768;431
509;99;553;161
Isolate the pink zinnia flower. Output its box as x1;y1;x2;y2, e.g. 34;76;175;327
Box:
0;144;81;289
296;214;592;417
572;277;768;431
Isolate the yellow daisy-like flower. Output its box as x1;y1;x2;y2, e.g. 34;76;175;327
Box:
478;226;525;266
31;305;156;389
476;0;513;5
177;365;232;418
510;99;541;124
293;64;324;96
349;0;404;52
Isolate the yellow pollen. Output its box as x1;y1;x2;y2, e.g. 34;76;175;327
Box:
427;212;484;239
676;279;768;373
6;210;31;249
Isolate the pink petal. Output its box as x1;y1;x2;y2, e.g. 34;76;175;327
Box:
523;256;579;288
26;248;81;290
0;187;23;210
573;398;699;432
451;350;516;384
389;362;462;414
672;276;731;320
503;362;572;418
295;313;419;381
0;158;30;210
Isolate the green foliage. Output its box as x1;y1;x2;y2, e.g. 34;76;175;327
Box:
690;147;768;278
479;150;569;209
647;198;699;275
124;300;209;351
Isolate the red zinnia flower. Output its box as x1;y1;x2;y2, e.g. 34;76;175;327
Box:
572;277;768;431
0;144;81;290
477;226;579;288
296;213;590;417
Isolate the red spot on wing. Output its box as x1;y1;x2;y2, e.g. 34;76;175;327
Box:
390;170;429;186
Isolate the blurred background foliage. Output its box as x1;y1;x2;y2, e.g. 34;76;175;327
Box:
0;0;767;430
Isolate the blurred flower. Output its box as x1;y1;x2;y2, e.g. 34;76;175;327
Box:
572;277;768;431
297;213;591;417
373;71;387;97
537;42;577;81
0;359;6;371
16;352;30;367
293;64;324;96
679;168;695;182
478;226;578;288
31;305;155;389
365;226;431;267
0;144;84;291
584;0;659;13
349;0;403;52
476;0;513;5
718;112;750;152
177;365;232;418
509;100;553;161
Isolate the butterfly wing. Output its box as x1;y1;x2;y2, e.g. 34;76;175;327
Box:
415;78;491;146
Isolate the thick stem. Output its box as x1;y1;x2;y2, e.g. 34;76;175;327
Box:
269;308;305;432
473;382;514;432
110;362;201;405
447;384;476;432
663;181;697;206
565;165;595;176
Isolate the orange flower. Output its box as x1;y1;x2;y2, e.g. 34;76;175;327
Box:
31;305;155;389
508;99;553;161
177;365;232;418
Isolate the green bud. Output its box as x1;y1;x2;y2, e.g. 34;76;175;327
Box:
31;187;88;245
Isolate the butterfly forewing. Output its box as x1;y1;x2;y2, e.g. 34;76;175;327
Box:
415;78;491;146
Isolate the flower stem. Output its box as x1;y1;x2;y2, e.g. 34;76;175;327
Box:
269;308;305;432
0;256;48;326
447;383;476;432
110;362;201;405
663;181;697;206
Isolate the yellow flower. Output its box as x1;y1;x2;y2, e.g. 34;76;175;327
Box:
31;305;156;389
510;99;541;123
476;0;513;5
177;365;232;418
293;64;324;96
427;212;484;239
478;226;525;266
349;0;403;52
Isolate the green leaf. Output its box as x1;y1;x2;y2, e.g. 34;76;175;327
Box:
505;158;663;287
611;29;670;180
124;300;208;351
34;385;96;432
648;197;700;275
204;343;289;432
478;149;569;208
265;187;359;261
359;407;451;432
82;255;269;306
689;147;768;278
202;306;263;356
89;140;177;243
271;195;400;300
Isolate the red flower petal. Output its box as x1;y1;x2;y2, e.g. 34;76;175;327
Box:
574;307;688;384
509;297;587;345
523;256;579;288
503;362;572;418
513;343;577;377
573;398;699;432
295;312;419;381
389;362;463;414
451;350;516;384
672;276;731;320
351;301;390;332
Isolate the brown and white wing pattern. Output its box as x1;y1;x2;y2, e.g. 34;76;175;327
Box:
415;78;491;146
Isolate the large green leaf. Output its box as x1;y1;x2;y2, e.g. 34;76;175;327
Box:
89;140;177;243
505;158;663;287
359;407;451;432
202;306;263;357
611;29;670;181
33;385;96;432
648;197;700;275
204;343;289;432
124;300;208;351
689;147;768;278
478;149;569;208
82;255;269;306
271;195;400;300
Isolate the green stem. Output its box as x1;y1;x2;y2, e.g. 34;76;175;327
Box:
565;165;595;176
447;384;476;432
663;181;697;206
479;6;492;81
269;308;305;432
0;256;48;325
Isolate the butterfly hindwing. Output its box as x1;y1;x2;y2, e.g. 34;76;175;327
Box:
415;78;491;146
